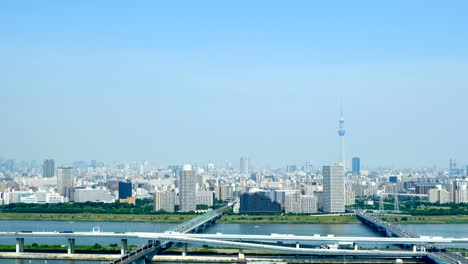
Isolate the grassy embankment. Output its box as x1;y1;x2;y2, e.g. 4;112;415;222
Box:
219;214;360;224
0;213;359;224
0;212;467;224
0;212;194;223
382;215;468;224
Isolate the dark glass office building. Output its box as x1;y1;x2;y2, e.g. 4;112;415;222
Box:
352;157;360;175
240;193;281;213
118;181;132;199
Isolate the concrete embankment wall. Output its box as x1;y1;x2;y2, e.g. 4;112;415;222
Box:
0;253;425;263
0;252;119;261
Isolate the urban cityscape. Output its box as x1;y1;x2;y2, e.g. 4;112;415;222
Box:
1;1;468;264
1;111;467;213
1;113;468;212
0;110;467;263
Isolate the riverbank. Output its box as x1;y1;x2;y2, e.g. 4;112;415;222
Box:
0;252;424;263
382;215;468;224
220;214;360;224
0;213;360;224
0;212;194;223
0;212;467;224
0;244;137;253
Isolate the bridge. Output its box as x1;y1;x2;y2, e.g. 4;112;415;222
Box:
356;210;467;264
3;231;467;246
110;203;233;264
3;206;467;263
3;229;468;262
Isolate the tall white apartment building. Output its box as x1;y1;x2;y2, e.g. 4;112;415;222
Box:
179;164;196;212
322;164;345;213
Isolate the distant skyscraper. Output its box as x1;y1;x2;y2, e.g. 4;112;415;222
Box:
449;159;458;177
118;181;132;199
322;164;345;213
57;167;74;201
240;157;250;175
90;160;97;169
43;159;55;178
286;165;297;173
338;107;346;171
179;164;196;212
5;160;15;172
351;157;360;176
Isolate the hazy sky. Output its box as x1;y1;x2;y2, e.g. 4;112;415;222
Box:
1;1;467;168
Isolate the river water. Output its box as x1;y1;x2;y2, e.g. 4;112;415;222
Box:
0;220;467;263
0;221;382;246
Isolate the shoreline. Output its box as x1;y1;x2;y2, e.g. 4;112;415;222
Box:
0;252;425;263
0;213;466;224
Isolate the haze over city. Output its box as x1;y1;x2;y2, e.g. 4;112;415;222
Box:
1;1;468;168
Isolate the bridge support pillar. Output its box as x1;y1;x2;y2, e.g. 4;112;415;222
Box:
238;248;245;259
182;243;187;256
15;238;24;253
412;245;417;252
295;242;300;248
353;243;359;250
67;238;75;254
120;239;128;255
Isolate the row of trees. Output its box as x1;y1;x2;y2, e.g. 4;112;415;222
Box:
0;199;155;214
0;199;228;215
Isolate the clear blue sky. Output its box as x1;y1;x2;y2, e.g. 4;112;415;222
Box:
1;1;467;168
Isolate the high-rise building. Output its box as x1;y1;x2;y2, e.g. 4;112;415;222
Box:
338;107;346;170
389;176;398;183
240;157;249;175
322;164;345;213
74;187;114;203
449;159;458;177
351;157;360;176
286;165;297;173
5;160;15;172
42;159;55;178
57;167;74;201
179;164;196;212
118;181;132;199
215;184;234;202
196;190;214;207
429;186;450;204
345;184;355;206
300;195;317;213
239;192;281;213
154;191;175;212
285;192;301;213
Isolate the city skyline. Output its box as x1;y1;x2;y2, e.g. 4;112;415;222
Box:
1;1;468;167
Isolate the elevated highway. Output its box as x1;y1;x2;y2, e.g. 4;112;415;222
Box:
357;210;467;264
111;203;232;264
3;230;467;262
2;231;467;245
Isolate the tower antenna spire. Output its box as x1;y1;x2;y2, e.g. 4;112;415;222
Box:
338;103;346;170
